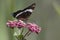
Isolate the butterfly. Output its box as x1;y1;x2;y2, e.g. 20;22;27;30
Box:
13;3;36;20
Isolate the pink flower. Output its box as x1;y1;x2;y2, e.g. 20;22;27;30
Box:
26;23;41;34
6;20;41;34
6;20;16;28
6;20;26;28
16;20;26;28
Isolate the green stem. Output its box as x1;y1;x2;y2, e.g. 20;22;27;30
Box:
23;30;30;38
15;36;19;40
27;31;31;36
20;28;24;35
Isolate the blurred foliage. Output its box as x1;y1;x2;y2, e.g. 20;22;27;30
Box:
53;2;60;15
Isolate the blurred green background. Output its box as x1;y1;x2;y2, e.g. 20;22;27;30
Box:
0;0;60;40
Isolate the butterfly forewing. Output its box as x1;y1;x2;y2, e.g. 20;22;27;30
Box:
13;3;36;19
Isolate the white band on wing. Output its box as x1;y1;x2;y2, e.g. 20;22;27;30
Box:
24;9;33;12
16;12;23;17
16;9;33;18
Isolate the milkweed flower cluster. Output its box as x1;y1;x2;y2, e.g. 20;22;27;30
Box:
6;20;16;28
27;23;41;34
6;20;41;40
6;20;41;34
6;20;26;28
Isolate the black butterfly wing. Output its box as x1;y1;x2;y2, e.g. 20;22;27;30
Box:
13;3;36;19
13;10;22;18
16;11;32;19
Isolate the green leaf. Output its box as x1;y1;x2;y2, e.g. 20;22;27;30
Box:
17;34;24;40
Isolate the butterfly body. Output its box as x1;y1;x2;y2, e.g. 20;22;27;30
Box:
13;3;36;20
